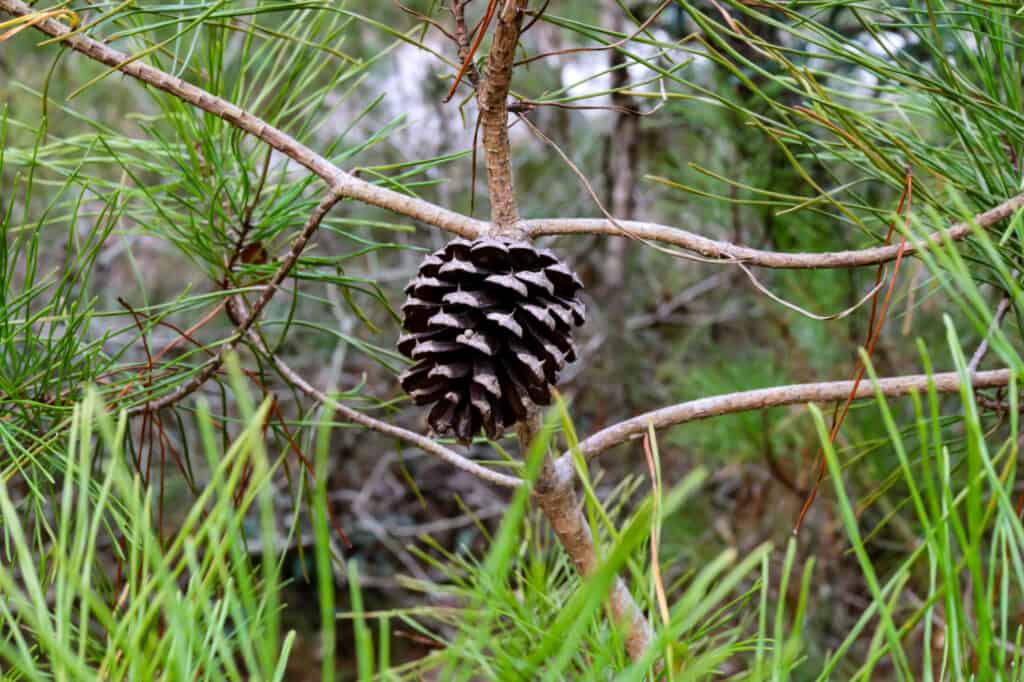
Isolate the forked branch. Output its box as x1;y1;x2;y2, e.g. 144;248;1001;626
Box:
5;0;1023;269
126;185;348;415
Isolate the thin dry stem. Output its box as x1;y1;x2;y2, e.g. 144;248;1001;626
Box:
236;308;523;489
126;185;348;415
969;292;1014;372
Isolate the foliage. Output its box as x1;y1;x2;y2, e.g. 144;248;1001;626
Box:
4;0;1024;679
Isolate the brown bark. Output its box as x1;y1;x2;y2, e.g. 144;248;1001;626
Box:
521;418;654;662
523;188;1024;268
477;0;528;233
5;0;1022;271
126;186;348;415
560;368;1014;466
0;0;486;240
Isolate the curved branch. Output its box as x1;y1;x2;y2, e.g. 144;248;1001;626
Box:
7;0;1024;270
127;185;349;415
524;189;1024;268
557;368;1013;471
0;0;485;239
243;321;523;489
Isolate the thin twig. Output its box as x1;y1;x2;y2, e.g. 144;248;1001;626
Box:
244;325;522;489
519;0;551;34
514;0;672;67
518;112;884;321
969;293;1013;373
394;0;457;42
126;185;348;415
445;0;496;101
450;0;482;89
796;168;914;532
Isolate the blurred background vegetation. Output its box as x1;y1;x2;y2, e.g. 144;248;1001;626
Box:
3;0;1024;679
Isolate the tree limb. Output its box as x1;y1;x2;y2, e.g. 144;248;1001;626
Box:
6;0;1024;270
254;332;524;489
0;0;485;239
476;0;528;233
470;2;656;660
126;185;349;415
523;189;1024;268
519;415;654;662
555;369;1013;474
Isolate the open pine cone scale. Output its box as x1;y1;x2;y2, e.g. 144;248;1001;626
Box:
397;237;585;443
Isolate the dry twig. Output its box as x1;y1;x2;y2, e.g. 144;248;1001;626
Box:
969;293;1014;372
242;323;523;489
126;185;348;415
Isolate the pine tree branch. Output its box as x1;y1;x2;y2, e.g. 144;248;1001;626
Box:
472;2;656;660
0;0;485;239
241;319;523;489
969;292;1014;372
555;368;1013;472
5;0;1024;269
519;415;654;662
126;185;349;415
523;189;1024;268
477;0;528;233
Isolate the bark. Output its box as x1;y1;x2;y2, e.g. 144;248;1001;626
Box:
520;418;654;662
562;368;1014;465
5;0;1024;269
477;0;529;233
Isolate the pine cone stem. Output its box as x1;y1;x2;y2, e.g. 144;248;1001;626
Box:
478;0;528;232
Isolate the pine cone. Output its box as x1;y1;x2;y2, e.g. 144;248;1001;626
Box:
397;237;585;442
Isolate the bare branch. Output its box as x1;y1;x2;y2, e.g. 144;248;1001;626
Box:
475;2;655;662
520;416;654;662
523;189;1024;268
451;0;483;89
8;0;1024;271
558;368;1013;468
514;0;672;67
239;308;523;489
969;290;1014;372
